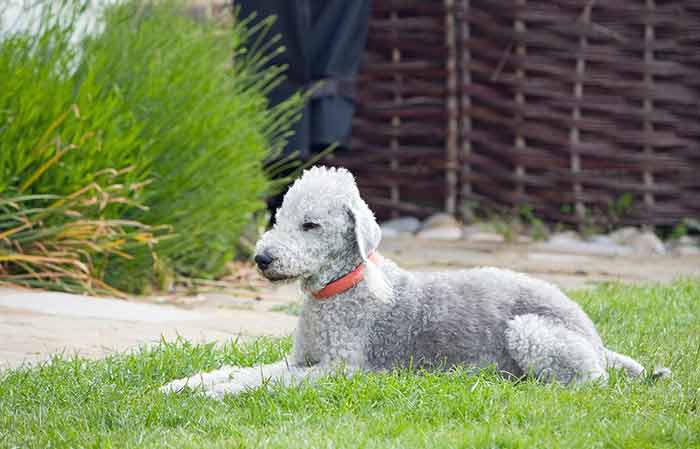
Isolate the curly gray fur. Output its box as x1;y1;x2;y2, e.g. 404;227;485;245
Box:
162;166;664;398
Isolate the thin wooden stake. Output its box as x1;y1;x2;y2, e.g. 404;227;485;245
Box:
570;1;594;222
514;0;527;202
390;9;402;218
460;0;473;210
445;0;458;215
643;0;656;219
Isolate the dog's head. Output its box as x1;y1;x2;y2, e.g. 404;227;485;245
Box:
255;166;389;298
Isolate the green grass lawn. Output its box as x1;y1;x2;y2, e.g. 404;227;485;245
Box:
1;280;699;449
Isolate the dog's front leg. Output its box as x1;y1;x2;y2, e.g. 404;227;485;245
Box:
160;365;240;393
203;359;358;399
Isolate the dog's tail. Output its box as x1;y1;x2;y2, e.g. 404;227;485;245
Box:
605;349;670;380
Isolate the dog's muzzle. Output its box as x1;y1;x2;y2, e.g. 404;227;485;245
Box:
254;252;274;271
254;251;291;281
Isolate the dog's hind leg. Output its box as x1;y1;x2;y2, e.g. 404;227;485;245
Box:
505;314;607;385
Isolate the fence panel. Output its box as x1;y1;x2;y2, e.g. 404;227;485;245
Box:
333;0;700;226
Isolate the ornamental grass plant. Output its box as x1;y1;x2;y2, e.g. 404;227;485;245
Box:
0;0;303;293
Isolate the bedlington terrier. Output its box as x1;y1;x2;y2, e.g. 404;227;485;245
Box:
162;166;665;398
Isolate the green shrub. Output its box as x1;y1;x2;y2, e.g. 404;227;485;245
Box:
0;0;303;292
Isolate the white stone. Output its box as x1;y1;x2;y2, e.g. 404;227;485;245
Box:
669;235;700;257
609;226;641;245
462;224;487;237
677;235;699;246
380;216;422;234
549;231;582;242
421;213;461;231
672;245;700;256
416;227;462;241
588;234;614;245
517;235;533;244
537;234;631;256
380;227;400;238
466;232;505;244
527;252;597;265
628;231;666;255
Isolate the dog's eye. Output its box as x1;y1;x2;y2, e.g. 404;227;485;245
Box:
301;221;320;232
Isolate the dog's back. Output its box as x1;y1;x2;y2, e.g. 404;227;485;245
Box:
365;264;603;375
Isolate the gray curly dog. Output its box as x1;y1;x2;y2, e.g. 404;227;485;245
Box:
162;166;666;398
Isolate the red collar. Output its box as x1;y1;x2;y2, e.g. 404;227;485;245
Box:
311;253;380;300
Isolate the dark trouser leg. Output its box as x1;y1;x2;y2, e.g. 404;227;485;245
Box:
236;0;311;160
235;0;371;223
236;0;370;156
307;0;371;148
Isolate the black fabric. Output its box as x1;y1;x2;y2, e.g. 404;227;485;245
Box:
236;0;371;159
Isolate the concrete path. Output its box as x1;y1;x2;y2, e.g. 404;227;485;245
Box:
0;289;297;370
1;236;699;370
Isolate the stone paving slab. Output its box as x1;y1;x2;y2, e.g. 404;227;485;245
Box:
0;290;204;322
0;289;297;371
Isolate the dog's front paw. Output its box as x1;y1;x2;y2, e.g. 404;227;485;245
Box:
203;381;249;399
160;366;240;394
160;375;204;393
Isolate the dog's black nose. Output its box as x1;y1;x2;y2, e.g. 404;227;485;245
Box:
254;253;274;270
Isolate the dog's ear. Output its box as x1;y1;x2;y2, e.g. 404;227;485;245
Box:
346;204;392;302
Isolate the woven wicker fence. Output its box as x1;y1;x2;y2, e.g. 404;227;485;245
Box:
328;1;452;219
329;0;700;226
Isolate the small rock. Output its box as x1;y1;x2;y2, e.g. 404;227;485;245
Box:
538;233;630;256
588;234;614;245
672;245;700;256
685;218;700;231
669;235;700;256
517;235;533;244
549;231;582;243
677;235;699;246
417;227;462;241
417;213;462;240
380;227;400;238
380;216;422;234
466;232;505;244
609;226;640;245
628;231;666;255
462;224;489;237
421;213;461;231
